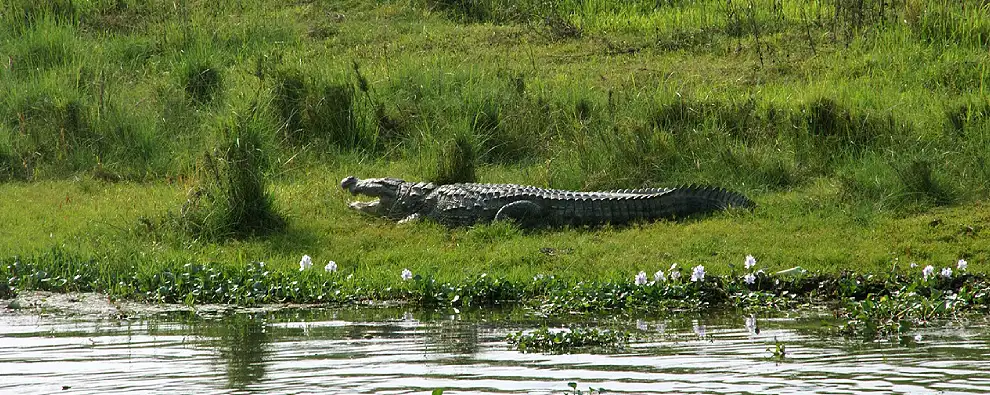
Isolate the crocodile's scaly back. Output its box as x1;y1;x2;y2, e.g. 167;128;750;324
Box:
342;176;754;228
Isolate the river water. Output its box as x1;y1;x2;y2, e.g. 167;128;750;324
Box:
2;307;989;394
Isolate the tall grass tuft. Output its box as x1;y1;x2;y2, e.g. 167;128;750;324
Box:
272;68;308;140
180;49;224;106
432;133;477;185
801;97;900;152
271;68;360;149
309;83;358;148
178;107;285;239
895;159;957;207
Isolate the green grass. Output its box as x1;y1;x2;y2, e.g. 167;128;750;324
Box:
1;0;988;307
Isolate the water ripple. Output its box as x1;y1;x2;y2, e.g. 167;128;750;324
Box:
1;310;989;394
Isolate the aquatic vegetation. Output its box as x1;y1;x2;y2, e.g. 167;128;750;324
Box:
506;326;631;353
767;337;786;362
837;272;990;339
745;255;757;270
324;261;337;273
634;271;647;286
562;382;607;395
691;265;706;282
669;264;682;281
2;249;988;341
299;255;313;271
653;270;666;283
745;315;758;334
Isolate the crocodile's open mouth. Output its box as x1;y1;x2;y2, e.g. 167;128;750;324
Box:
340;176;402;216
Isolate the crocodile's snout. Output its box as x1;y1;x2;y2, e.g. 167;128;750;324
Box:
341;176;358;194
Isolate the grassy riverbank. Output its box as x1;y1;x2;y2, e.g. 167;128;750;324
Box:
2;0;989;312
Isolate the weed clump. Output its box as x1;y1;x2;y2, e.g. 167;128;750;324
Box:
310;83;357;146
432;134;476;185
178;110;285;239
945;101;989;136
5;0;81;30
428;0;496;23
271;68;360;149
272;69;307;138
182;62;223;105
802;97;893;150
895;159;957;206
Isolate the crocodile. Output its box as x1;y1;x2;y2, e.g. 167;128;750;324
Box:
340;176;754;228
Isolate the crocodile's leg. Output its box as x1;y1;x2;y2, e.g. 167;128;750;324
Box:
494;200;543;227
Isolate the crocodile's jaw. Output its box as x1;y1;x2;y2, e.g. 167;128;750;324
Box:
341;176;405;217
348;199;384;215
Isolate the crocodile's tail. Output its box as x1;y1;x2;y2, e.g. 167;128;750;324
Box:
658;185;755;219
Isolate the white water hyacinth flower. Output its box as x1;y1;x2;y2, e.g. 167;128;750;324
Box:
654;270;666;282
691;265;705;282
635;271;648;286
401;268;413;281
914;334;923;342
922;265;935;280
299;255;313;271
745;255;757;270
693;321;706;338
636;319;648;331
670;270;681;281
324;260;338;273
910;262;918;268
744;272;756;285
745;315;758;335
957;259;968;271
941;267;952;278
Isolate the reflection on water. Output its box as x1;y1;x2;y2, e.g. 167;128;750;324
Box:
1;307;990;394
192;313;271;390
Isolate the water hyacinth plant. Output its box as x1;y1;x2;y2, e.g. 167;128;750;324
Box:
401;268;413;281
745;315;758;335
654;270;666;282
299;255;313;271
669;264;682;281
691;265;705;282
957;259;968;271
634;271;648;286
923;265;935;281
745;255;757;270
324;261;337;273
506;326;632;353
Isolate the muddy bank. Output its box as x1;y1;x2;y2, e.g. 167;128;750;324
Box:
1;291;328;318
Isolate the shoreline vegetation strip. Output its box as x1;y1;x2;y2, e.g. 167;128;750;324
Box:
4;249;988;339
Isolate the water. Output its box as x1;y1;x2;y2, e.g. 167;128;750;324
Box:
2;307;990;394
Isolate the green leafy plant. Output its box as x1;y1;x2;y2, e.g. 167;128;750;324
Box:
506;326;631;353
